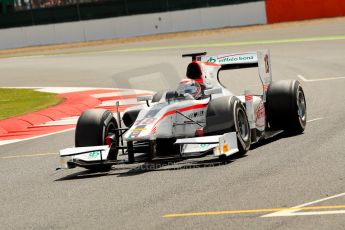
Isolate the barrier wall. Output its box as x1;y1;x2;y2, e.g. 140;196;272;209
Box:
0;0;264;29
0;1;267;49
2;0;344;50
265;0;345;23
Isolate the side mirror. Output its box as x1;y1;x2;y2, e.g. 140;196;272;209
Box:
137;95;153;102
204;88;222;96
137;95;153;106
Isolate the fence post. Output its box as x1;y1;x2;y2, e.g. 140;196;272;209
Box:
2;0;7;14
29;0;35;25
124;0;128;15
76;0;81;21
166;0;169;11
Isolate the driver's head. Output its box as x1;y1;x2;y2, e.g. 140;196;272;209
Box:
177;79;202;99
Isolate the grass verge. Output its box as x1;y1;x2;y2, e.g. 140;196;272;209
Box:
0;88;63;120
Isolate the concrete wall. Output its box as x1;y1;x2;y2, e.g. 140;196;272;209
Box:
0;1;267;49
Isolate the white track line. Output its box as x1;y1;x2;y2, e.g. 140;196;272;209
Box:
98;99;140;107
297;75;309;82
307;117;323;123
37;117;79;126
0;128;75;147
92;90;153;98
298;74;345;82
1;152;56;159
36;87;102;94
274;210;345;216
262;192;345;217
0;139;20;146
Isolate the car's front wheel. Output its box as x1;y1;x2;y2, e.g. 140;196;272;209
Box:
233;102;251;156
204;96;251;157
75;109;119;171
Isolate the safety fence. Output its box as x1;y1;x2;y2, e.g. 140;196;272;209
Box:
1;0;345;49
0;1;267;49
0;0;261;29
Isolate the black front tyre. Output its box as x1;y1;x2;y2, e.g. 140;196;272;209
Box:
204;96;251;157
266;80;307;134
75;109;119;171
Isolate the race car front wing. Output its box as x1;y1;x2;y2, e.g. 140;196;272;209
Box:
59;145;111;169
58;132;239;169
175;132;239;157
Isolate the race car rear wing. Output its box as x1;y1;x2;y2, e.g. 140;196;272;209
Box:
199;50;272;100
199;52;258;65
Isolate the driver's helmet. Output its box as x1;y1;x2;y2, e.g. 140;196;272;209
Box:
176;79;202;99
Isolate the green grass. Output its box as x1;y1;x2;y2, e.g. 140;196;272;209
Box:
0;88;63;120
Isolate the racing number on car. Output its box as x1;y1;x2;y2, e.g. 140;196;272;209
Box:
264;54;270;74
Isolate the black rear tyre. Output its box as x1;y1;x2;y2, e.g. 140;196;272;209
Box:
266;80;307;134
75;109;119;171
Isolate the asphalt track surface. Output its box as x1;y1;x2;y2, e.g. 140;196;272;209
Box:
1;18;345;229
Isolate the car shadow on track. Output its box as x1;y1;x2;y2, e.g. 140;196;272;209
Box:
250;131;303;150
55;132;301;181
116;157;236;177
54;155;247;181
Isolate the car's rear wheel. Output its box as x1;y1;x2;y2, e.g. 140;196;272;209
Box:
266;80;307;134
75;109;119;171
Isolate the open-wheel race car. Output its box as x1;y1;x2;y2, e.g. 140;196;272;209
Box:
59;50;307;171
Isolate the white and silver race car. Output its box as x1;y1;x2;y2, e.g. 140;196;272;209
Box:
59;50;307;171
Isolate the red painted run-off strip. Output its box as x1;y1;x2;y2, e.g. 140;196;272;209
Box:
0;89;138;141
265;0;345;23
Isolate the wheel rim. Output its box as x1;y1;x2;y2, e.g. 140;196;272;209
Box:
105;122;117;145
237;109;249;141
297;89;306;122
